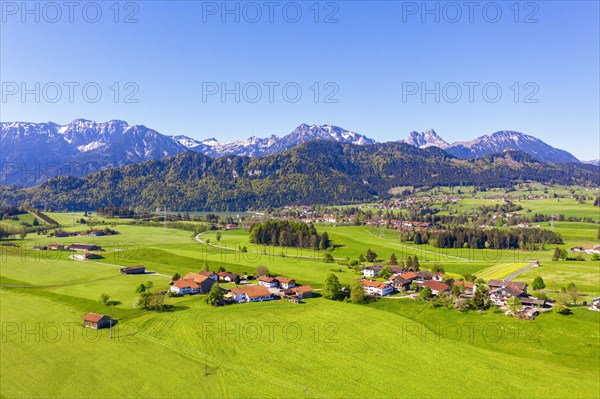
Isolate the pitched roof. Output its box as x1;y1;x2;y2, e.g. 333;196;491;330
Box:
490;285;523;297
258;276;275;282
173;279;200;289
391;276;409;285
488;279;526;291
364;265;383;271
231;284;271;299
421;280;449;292
453;280;475;289
363;280;389;289
399;272;418;280
68;244;100;250
198;271;216;277
275;276;295;284
291;285;313;294
182;272;209;284
217;271;238;279
83;312;106;322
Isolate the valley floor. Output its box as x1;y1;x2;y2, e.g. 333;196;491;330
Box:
1;221;599;398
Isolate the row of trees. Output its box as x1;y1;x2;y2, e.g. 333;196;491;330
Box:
433;227;563;249
249;221;330;250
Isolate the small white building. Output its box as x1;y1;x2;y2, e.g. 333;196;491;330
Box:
363;266;383;278
258;276;278;288
170;280;200;295
275;277;296;289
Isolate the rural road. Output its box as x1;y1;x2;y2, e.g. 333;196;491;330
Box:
505;262;537;281
194;231;346;261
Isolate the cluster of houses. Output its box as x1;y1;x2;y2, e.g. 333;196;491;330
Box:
569;244;600;255
361;265;545;311
169;271;313;304
227;276;313;303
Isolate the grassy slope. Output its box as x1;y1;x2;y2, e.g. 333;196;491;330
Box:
1;217;599;398
2;290;598;398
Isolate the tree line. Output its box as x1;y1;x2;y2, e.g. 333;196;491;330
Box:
249;221;330;250
432;227;563;249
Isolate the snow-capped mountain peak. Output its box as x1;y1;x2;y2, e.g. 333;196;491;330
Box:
0;119;584;186
406;129;449;149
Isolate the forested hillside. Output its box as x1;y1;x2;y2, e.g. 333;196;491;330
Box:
1;141;598;211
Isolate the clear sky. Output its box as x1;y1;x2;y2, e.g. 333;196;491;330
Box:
1;1;599;160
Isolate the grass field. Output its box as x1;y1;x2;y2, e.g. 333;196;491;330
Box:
1;203;599;398
2;288;598;398
0;212;42;227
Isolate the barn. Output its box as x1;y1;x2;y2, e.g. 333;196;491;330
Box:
83;313;112;329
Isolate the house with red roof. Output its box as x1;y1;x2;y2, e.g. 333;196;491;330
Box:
170;272;216;295
363;280;393;296
453;280;477;295
419;280;450;295
230;285;273;303
198;271;218;281
83;313;111;329
274;276;296;289
258;276;278;288
291;285;313;299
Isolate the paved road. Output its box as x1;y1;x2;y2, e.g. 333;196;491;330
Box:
194;231;345;261
505;262;537;281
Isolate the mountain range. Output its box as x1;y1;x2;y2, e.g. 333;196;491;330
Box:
0;119;591;186
2;141;597;211
405;129;581;164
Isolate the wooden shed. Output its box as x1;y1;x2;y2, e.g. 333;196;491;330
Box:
83;313;111;329
120;266;146;275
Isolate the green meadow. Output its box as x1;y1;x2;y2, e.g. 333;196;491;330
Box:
1;201;599;398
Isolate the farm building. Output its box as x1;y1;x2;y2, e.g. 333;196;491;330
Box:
258;276;278;288
74;252;103;261
489;285;526;306
170;272;216;295
47;244;65;250
274;276;296;289
420;280;450;295
453;280;477;295
198;271;218;281
488;280;528;295
398;271;418;282
120;266;145;275
591;298;600;311
217;271;240;282
68;244;101;251
389;275;410;290
229;285;273;303
83;313;111;329
362;280;393;296
290;285;313;299
32;245;48;251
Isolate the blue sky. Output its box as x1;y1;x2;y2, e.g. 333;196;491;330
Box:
1;1;599;160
